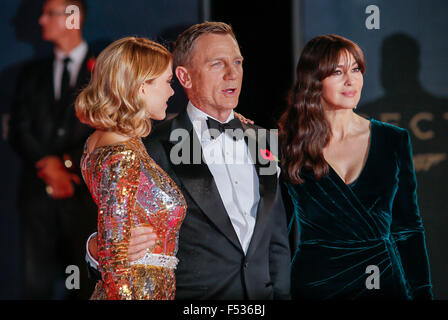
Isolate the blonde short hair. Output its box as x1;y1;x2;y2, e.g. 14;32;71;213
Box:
76;36;172;137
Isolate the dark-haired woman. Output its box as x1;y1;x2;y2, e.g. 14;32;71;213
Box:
279;34;433;300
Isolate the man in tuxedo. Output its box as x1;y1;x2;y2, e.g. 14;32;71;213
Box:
87;22;291;299
9;0;97;299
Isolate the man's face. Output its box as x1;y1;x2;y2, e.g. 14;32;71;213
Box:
185;33;243;116
38;0;70;42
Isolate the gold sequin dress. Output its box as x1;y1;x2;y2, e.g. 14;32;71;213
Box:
81;136;187;300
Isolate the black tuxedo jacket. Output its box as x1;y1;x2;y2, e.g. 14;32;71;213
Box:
9;49;94;172
145;110;291;300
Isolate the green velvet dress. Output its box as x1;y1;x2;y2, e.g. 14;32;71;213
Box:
284;119;433;300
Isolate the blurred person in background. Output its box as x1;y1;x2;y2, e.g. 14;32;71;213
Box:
8;0;97;299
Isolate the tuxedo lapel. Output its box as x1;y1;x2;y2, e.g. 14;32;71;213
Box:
38;58;58;142
75;50;93;89
163;111;243;252
243;124;278;258
41;58;56;109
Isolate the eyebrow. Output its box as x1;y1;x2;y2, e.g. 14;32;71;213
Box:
206;55;244;63
336;61;358;68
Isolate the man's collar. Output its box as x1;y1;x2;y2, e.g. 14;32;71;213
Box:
187;101;245;142
54;40;88;62
186;101;234;124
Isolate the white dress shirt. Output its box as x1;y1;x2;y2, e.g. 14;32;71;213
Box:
187;102;260;254
53;41;88;100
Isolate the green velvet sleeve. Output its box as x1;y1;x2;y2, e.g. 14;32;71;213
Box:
390;130;433;299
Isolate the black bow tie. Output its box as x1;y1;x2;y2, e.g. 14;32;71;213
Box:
206;117;244;140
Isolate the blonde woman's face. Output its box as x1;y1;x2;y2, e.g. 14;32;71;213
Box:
141;62;175;120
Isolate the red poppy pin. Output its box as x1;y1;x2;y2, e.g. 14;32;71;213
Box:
260;149;279;162
86;57;96;72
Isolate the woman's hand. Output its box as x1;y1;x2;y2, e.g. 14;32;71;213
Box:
234;112;254;125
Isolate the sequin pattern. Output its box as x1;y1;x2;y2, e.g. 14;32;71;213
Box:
81;136;187;300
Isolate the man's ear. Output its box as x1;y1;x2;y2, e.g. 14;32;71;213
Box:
175;66;192;89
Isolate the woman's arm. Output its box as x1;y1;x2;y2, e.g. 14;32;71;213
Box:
97;149;141;299
391;130;433;299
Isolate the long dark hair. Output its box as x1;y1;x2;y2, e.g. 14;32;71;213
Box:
278;34;366;184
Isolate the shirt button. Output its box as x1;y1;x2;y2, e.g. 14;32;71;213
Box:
57;128;65;136
64;159;73;168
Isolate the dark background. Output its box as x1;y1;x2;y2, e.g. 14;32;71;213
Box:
0;0;446;299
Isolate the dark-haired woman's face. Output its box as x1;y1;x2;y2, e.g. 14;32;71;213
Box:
321;53;363;111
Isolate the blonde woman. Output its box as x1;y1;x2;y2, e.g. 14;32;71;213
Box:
75;37;187;300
